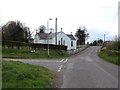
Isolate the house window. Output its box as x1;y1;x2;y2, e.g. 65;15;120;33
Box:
71;41;73;47
59;40;60;45
64;40;65;45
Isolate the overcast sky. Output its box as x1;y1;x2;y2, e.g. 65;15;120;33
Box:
0;0;119;42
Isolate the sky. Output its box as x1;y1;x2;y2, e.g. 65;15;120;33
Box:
0;0;119;42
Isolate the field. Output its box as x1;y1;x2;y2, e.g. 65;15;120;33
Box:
2;60;54;88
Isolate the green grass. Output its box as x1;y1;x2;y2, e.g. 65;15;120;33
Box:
77;45;84;48
0;45;1;64
98;49;119;65
2;47;70;59
2;60;54;88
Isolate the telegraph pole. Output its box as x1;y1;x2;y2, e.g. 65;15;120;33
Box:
116;35;118;41
104;34;105;43
55;18;57;45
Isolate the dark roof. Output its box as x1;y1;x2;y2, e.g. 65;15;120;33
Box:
36;33;48;39
66;34;76;40
36;32;76;40
36;32;61;40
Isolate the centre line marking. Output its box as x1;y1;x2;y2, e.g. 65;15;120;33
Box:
58;65;63;72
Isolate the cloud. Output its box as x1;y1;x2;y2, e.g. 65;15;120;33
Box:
0;0;119;40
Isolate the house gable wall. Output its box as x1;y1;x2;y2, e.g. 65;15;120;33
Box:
56;32;76;50
56;32;71;50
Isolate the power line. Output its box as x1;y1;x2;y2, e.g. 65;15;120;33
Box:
103;10;118;42
110;11;118;30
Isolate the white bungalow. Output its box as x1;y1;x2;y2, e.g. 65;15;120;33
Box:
34;31;76;50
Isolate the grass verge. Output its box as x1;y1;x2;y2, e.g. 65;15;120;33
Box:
2;60;54;88
2;47;70;59
98;49;119;65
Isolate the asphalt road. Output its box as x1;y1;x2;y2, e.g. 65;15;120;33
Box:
2;58;66;72
2;46;119;88
61;46;118;88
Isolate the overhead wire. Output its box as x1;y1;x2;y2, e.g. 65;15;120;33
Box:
105;7;118;41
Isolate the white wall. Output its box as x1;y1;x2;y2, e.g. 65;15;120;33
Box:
56;32;76;50
49;38;55;44
34;35;39;43
70;40;77;50
34;32;77;50
34;35;47;44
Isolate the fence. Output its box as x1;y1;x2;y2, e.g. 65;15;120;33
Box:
2;40;67;51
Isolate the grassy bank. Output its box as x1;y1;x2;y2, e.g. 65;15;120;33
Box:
2;60;54;88
98;49;119;65
2;47;69;59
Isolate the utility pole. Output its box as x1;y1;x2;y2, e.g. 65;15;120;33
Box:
55;18;57;45
104;34;105;43
116;35;118;41
47;18;52;57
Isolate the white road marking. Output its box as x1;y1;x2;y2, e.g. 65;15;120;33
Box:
58;65;63;72
64;59;68;63
60;59;64;62
58;59;68;72
58;69;61;72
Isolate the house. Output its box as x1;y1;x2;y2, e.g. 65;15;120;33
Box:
34;31;76;50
